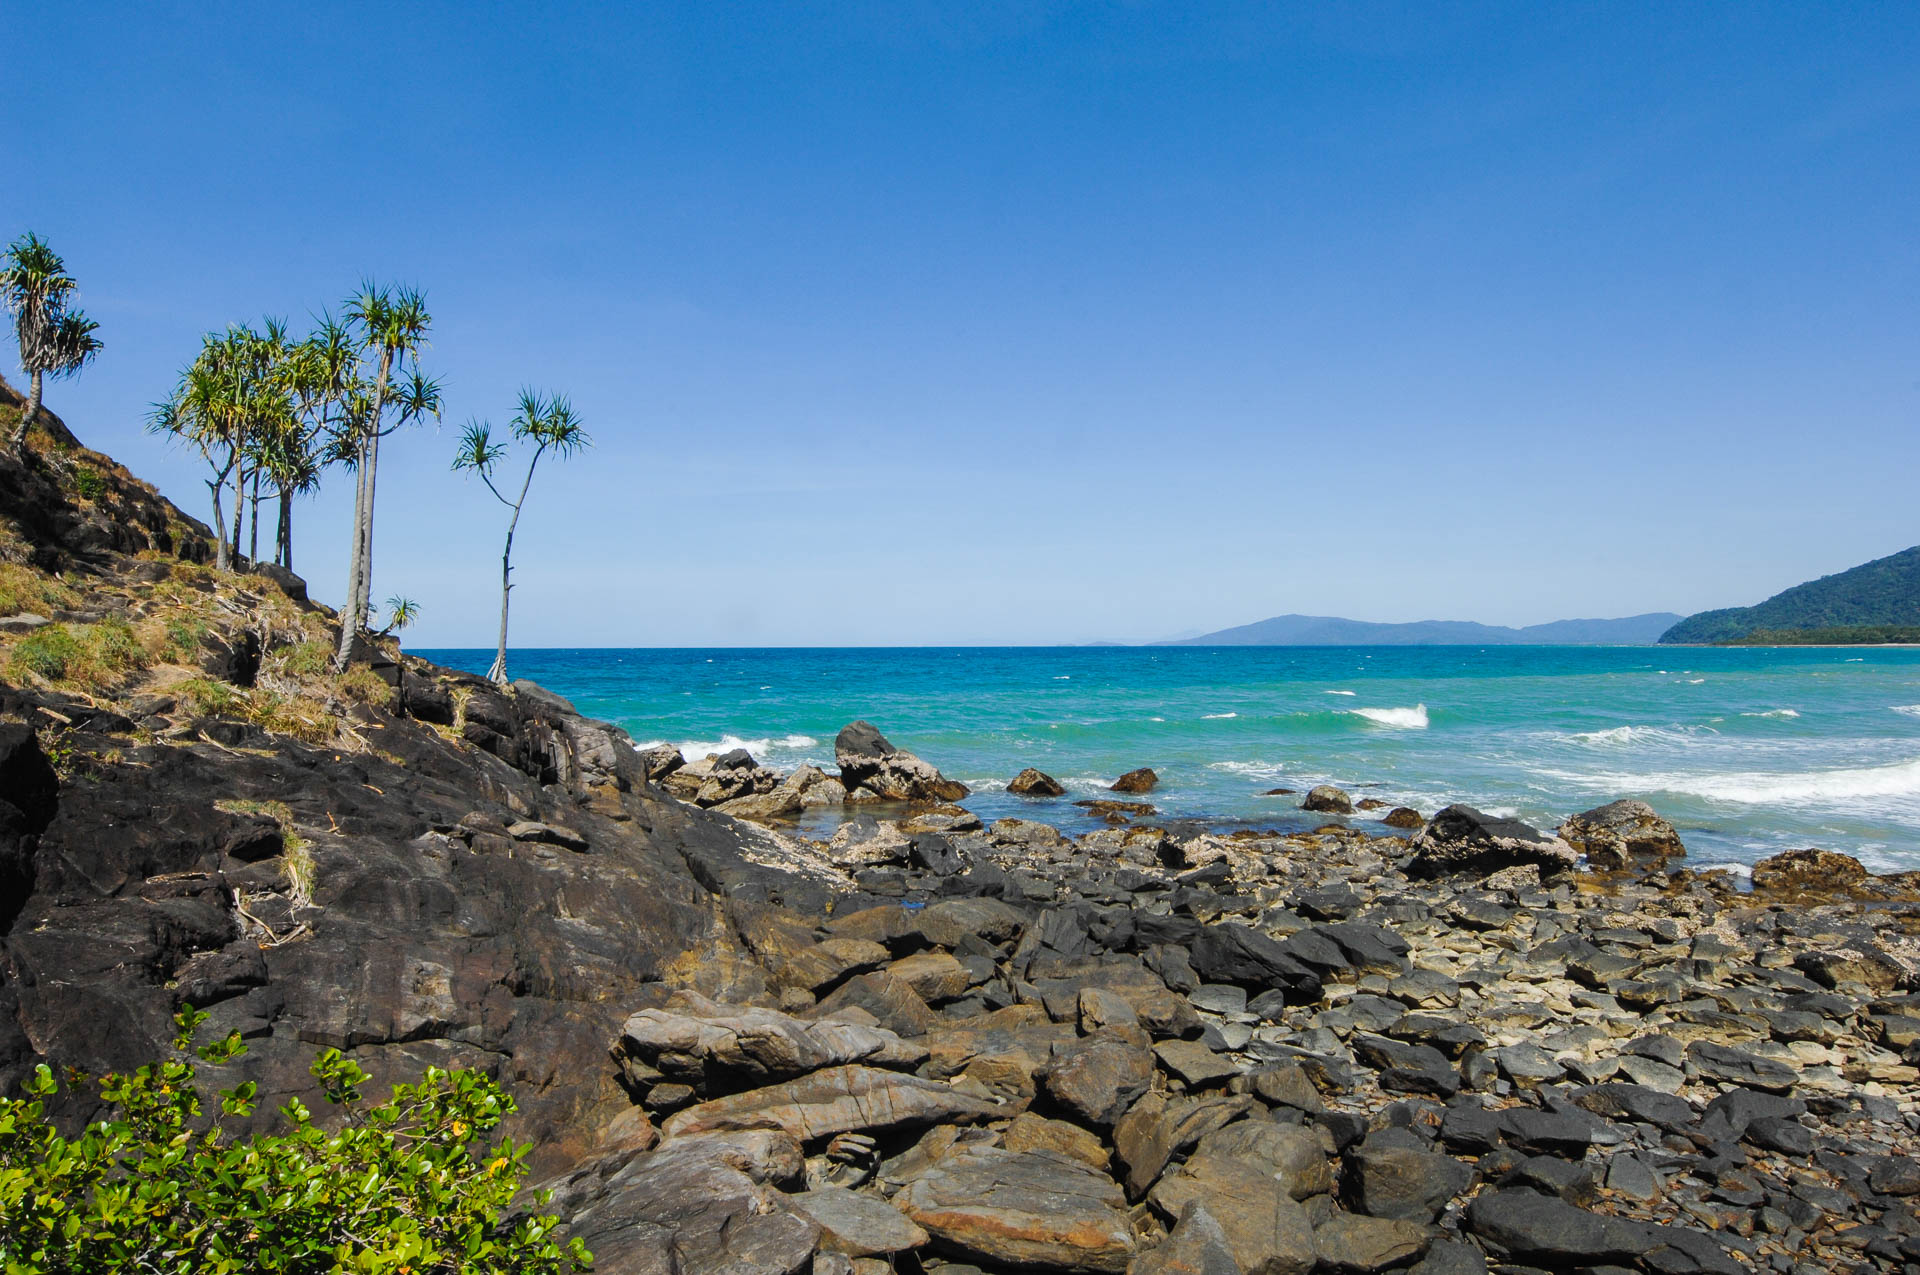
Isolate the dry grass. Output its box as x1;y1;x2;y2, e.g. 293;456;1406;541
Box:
0;562;78;616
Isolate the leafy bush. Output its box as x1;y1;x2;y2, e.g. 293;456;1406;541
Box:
0;1009;590;1274
6;619;148;690
175;676;243;717
68;465;106;501
158;616;211;663
278;638;333;679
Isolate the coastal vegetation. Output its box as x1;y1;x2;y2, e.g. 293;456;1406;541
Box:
1660;544;1920;644
0;1009;589;1274
452;390;591;684
1;232;102;451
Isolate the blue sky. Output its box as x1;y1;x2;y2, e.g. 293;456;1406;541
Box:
6;3;1917;645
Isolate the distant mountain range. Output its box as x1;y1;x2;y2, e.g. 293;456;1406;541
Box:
1660;545;1920;644
1166;612;1684;646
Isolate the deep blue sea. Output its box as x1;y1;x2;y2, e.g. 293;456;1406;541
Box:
415;646;1920;873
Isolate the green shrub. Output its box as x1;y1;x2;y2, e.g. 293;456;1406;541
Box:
279;638;333;679
69;617;147;688
68;465;106;500
175;676;242;717
160;616;211;663
337;666;394;707
5;624;80;682
0;563;76;617
0;1009;591;1274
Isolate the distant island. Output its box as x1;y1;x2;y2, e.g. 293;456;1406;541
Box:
1659;544;1920;644
1166;612;1683;646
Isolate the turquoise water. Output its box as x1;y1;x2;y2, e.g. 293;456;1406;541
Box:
416;646;1920;872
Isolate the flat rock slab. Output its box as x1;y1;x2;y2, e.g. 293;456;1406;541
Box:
621;989;926;1083
1153;1039;1239;1087
788;1185;929;1256
899;1144;1137;1273
1465;1189;1652;1266
662;1064;1002;1141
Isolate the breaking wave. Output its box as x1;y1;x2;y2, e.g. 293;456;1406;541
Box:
1351;705;1428;729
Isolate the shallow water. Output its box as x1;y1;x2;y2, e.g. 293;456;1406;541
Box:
415;645;1920;872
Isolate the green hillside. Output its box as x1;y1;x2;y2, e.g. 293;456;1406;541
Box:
1660;545;1920;644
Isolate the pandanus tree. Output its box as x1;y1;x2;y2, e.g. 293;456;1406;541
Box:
452;390;590;684
332;285;437;674
148;325;287;572
2;231;103;449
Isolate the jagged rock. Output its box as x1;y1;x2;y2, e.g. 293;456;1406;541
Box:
1344;1141;1473;1221
828;818;914;868
1003;1110;1113;1169
787;1186;928;1256
898;1144;1137;1273
1407;805;1577;879
662;1064;1002;1141
1751;847;1868;892
1189;923;1323;1001
539;1129;816;1275
1112;1091;1255;1198
1148;1122;1325;1275
617;990;925;1085
637;743;685;781
1382;807;1423;830
1009;767;1067;797
1464;1190;1652;1266
1557;798;1685;867
1302;785;1353;815
1313;1213;1434;1273
834;721;970;803
1110;768;1158;794
1130;1202;1238;1275
1045;1030;1155;1128
813;972;940;1038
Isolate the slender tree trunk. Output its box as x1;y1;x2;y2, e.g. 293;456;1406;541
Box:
332;347;393;674
488;450;544;685
207;476;230;572
248;471;261;567
11;370;43;449
229;461;246;568
358;425;380;621
277;489;292;569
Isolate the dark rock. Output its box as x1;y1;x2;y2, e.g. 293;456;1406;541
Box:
1190;923;1323;1002
1407;805;1577;878
1382;807;1424;831
1351;1035;1459;1097
1556;799;1685;868
1111;768;1159;795
1313;1212;1434;1273
1131;1202;1239;1275
1301;785;1353;815
1464;1189;1653;1265
1344;1142;1474;1221
1685;1041;1798;1093
1045;1030;1155;1128
898;1144;1136;1273
1008;767;1066;797
834;720;970;803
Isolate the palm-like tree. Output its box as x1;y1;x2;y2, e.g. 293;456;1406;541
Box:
149;329;256;570
2;232;103;450
452;390;591;684
331;284;437;674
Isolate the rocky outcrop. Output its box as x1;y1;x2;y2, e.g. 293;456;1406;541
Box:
1558;798;1685;867
1301;784;1353;814
834;720;970;803
1408;804;1577;878
1110;768;1158;794
1009;767;1067;797
1751;847;1869;893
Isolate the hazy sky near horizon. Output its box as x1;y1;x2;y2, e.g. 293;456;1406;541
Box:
6;3;1917;646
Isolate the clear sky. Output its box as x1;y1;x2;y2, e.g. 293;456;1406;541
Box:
6;3;1916;646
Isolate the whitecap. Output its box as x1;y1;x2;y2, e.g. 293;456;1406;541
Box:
1741;709;1800;719
1324;690;1357;696
1149;716;1165;722
1894;705;1920;718
1054;675;1071;680
1544;757;1920;807
1352;705;1428;729
667;732;818;759
1202;712;1238;720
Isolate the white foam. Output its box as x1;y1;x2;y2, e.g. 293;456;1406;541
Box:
1210;759;1288;781
1324;690;1357;696
1546;757;1920;807
648;732;819;759
1567;724;1713;748
1894;705;1920;718
1202;712;1238;720
1352;705;1428;729
1741;709;1800;719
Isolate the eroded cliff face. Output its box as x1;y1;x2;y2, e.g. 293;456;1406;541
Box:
0;426;809;1173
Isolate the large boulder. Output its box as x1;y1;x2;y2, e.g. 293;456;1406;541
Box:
1556;799;1684;868
1110;768;1158;794
1009;767;1067;797
834;721;970;803
1148;1122;1326;1275
1301;785;1353;815
899;1143;1137;1273
1407;805;1576;879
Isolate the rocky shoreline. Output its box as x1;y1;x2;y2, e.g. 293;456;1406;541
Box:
4;434;1920;1274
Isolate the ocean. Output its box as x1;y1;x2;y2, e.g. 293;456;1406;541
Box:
414;645;1920;873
